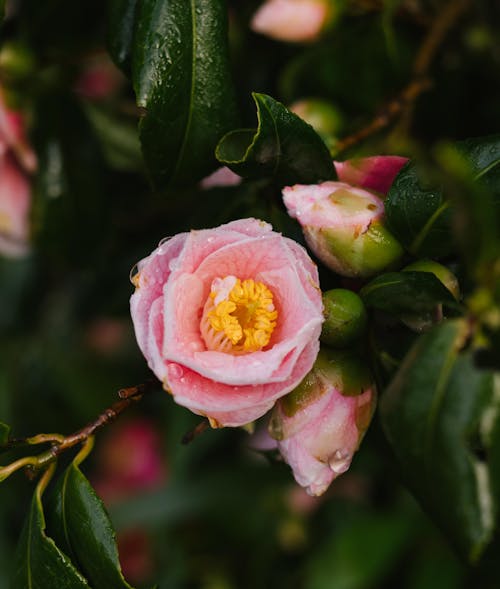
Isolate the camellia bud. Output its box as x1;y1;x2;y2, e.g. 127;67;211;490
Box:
283;181;403;277
321;288;367;347
401;259;460;332
251;0;334;43
269;348;376;496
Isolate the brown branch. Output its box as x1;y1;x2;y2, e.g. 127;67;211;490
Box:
0;379;158;481
181;419;210;445
335;0;470;154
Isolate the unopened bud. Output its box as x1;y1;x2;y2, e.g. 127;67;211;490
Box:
283;181;403;277
321;289;367;347
269;348;376;496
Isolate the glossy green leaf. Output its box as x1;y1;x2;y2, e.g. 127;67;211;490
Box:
360;271;459;316
12;480;90;589
381;319;499;562
216;93;335;185
107;0;138;73
0;421;9;447
385;135;500;259
385;162;453;258
48;461;135;589
131;0;238;187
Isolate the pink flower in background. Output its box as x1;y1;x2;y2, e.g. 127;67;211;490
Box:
0;88;36;257
251;0;331;43
200;166;241;189
94;418;166;503
283;181;403;277
130;218;323;427
75;53;125;101
334;156;408;195
269;349;376;496
93;418;166;584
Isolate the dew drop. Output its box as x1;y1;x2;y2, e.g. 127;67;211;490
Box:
168;364;184;379
158;235;172;247
129;263;140;285
328;449;352;474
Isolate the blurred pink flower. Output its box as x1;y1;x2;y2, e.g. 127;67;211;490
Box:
334;156;408;195
75;53;125;100
251;0;331;43
94;418;166;503
0;88;36;257
130;218;323;427
200;166;241;189
270;349;376;496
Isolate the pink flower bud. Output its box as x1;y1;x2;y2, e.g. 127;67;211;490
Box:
283;181;403;277
74;53;125;101
334;156;408;196
251;0;332;43
269;348;376;496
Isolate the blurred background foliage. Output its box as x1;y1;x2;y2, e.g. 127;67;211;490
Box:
0;0;499;587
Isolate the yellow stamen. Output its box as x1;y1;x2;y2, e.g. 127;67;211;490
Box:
200;276;278;354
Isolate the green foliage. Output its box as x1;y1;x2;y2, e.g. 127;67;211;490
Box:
48;461;136;589
13;478;91;589
0;421;9;448
216;93;335;185
381;319;499;563
110;0;239;188
360;271;459;317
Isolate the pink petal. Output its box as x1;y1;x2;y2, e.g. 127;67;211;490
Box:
334;156;408;196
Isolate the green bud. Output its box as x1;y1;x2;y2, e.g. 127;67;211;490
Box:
321;289;367;347
403;260;460;300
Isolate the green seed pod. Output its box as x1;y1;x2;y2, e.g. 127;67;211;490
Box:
321;289;367;347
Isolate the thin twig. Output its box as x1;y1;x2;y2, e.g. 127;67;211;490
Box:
182;420;210;445
336;0;470;153
0;379;158;481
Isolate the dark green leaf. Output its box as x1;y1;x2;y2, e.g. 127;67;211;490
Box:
216;93;335;185
48;461;135;589
360;271;459;316
385;162;453;258
131;0;239;187
381;319;499;562
107;0;138;73
0;421;9;447
455;134;500;176
13;482;90;589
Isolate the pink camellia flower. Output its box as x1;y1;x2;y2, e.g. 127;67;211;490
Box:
0;88;36;257
251;0;331;43
283;181;403;277
334;156;408;196
269;348;376;496
130;218;323;427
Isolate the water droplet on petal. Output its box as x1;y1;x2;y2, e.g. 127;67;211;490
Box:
328;449;352;474
129;263;140;286
158;236;172;247
168;364;184;380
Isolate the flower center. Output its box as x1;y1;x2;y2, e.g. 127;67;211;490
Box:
200;276;278;354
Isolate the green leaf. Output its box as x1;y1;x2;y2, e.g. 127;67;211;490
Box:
360;271;459;316
131;0;239;187
48;461;136;589
107;0;138;73
381;319;500;562
216;93;335;186
385;162;453;258
0;421;9;447
385;135;500;259
13;478;90;589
